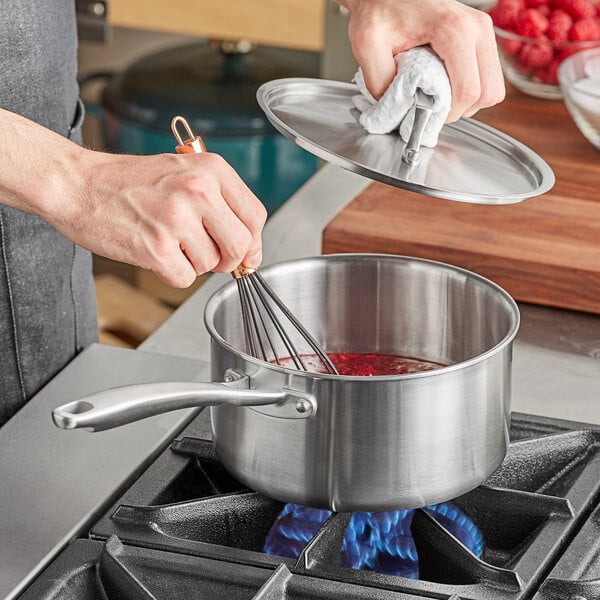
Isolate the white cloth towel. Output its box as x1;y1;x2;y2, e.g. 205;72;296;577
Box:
352;46;452;148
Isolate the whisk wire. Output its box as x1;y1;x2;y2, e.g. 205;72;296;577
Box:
252;272;338;374
246;275;308;371
237;277;268;361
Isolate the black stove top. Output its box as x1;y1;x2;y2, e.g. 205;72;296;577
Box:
21;412;600;600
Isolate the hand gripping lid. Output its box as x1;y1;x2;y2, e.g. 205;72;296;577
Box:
257;78;555;205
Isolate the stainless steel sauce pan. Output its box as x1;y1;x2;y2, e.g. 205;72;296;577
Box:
53;254;520;511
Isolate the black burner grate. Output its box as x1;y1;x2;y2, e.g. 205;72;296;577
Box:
22;536;439;600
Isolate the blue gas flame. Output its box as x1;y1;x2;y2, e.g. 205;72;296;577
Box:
264;502;483;579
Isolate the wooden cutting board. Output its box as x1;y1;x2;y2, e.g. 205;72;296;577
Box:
322;85;600;314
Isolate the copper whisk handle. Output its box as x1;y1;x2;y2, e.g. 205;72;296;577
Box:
171;115;207;154
232;265;257;278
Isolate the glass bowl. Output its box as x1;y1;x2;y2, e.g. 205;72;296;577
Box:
495;26;600;99
558;47;600;148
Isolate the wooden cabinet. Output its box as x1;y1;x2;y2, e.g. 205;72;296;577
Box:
107;0;326;51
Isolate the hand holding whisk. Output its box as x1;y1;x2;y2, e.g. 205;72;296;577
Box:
171;116;338;375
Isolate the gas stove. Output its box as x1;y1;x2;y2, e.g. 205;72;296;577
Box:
21;409;600;600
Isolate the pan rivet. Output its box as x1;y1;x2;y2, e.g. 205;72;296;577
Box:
295;401;309;414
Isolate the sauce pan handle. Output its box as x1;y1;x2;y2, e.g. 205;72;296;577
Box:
52;379;315;432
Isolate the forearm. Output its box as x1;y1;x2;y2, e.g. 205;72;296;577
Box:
0;108;84;222
0;107;266;287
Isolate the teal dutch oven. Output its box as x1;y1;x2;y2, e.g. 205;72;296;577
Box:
81;42;320;216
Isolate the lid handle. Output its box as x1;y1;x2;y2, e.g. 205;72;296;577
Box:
401;90;434;167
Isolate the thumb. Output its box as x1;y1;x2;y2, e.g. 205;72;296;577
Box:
242;236;263;269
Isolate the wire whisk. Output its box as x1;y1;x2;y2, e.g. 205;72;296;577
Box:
171;116;338;375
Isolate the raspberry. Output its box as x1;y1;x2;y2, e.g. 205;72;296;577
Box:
547;9;573;41
537;5;552;17
525;0;549;6
532;58;562;84
556;46;582;60
554;0;596;20
519;39;554;65
532;68;546;82
543;59;562;84
516;8;550;36
569;16;600;40
499;36;524;54
490;0;526;29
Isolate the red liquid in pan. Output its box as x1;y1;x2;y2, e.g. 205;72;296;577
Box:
274;352;442;376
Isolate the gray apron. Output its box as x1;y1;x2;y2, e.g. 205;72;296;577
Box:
0;1;98;425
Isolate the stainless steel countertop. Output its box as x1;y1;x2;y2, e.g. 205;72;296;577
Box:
0;346;207;599
2;163;600;598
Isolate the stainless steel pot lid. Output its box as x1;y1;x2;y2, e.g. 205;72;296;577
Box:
256;78;555;204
